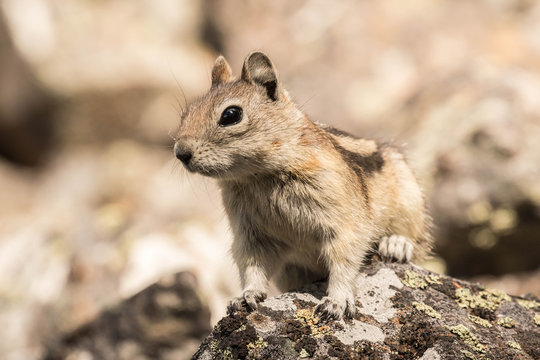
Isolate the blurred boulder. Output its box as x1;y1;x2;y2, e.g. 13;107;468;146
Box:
1;0;216;149
0;10;55;166
44;271;211;360
55;88;179;147
389;75;540;277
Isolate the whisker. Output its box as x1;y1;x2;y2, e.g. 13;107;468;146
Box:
298;94;316;111
167;60;188;112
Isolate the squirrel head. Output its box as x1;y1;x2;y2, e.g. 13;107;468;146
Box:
174;52;305;180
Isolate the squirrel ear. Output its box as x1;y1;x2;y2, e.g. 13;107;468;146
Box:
211;55;232;88
241;52;280;101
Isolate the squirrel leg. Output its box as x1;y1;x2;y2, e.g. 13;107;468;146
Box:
315;261;357;321
227;235;281;314
315;242;364;321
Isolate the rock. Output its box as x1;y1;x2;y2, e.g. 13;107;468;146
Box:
44;271;211;360
193;262;539;360
391;75;540;278
0;9;55;166
470;268;540;301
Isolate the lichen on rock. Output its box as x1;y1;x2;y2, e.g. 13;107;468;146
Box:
496;316;515;328
455;287;511;311
444;324;487;354
517;298;540;309
412;301;442;319
192;262;539;360
401;270;429;289
468;314;492;328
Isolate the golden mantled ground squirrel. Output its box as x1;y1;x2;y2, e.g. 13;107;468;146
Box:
174;52;432;320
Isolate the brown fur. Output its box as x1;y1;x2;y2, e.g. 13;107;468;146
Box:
174;52;432;320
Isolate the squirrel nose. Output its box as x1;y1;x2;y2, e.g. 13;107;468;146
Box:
175;147;193;165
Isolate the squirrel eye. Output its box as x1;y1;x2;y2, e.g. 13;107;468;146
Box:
218;106;242;127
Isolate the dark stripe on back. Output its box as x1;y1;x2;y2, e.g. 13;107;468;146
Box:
329;138;385;204
324;126;359;139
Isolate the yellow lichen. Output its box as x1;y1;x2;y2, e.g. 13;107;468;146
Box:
455;287;510;311
221;348;233;360
460;349;477;360
210;340;219;352
534;313;540;326
295;309;330;337
412;301;442;319
247;336;268;350
468;314;492;328
497;317;515;328
425;274;443;285
507;341;522;350
445;324;486;353
517;298;540;309
298;348;310;358
234;324;246;332
402;270;428;289
460;350;487;360
210;340;233;360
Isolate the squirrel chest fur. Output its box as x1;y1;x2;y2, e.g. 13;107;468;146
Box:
174;51;432;320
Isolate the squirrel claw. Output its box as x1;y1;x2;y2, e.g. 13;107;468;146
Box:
315;297;355;322
227;290;267;314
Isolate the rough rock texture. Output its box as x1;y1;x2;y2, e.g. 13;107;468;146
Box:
44;271;211;360
193;262;540;360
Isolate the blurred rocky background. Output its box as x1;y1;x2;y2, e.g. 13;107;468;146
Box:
0;0;539;359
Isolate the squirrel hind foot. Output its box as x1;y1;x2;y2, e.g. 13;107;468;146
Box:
378;235;414;263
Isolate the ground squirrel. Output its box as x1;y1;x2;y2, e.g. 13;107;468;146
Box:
174;52;432;320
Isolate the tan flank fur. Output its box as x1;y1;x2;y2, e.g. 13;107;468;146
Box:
174;52;432;320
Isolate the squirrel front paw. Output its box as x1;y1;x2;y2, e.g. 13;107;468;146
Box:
227;289;267;314
315;296;355;321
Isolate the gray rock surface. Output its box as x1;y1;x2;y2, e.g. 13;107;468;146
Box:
193;262;539;360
